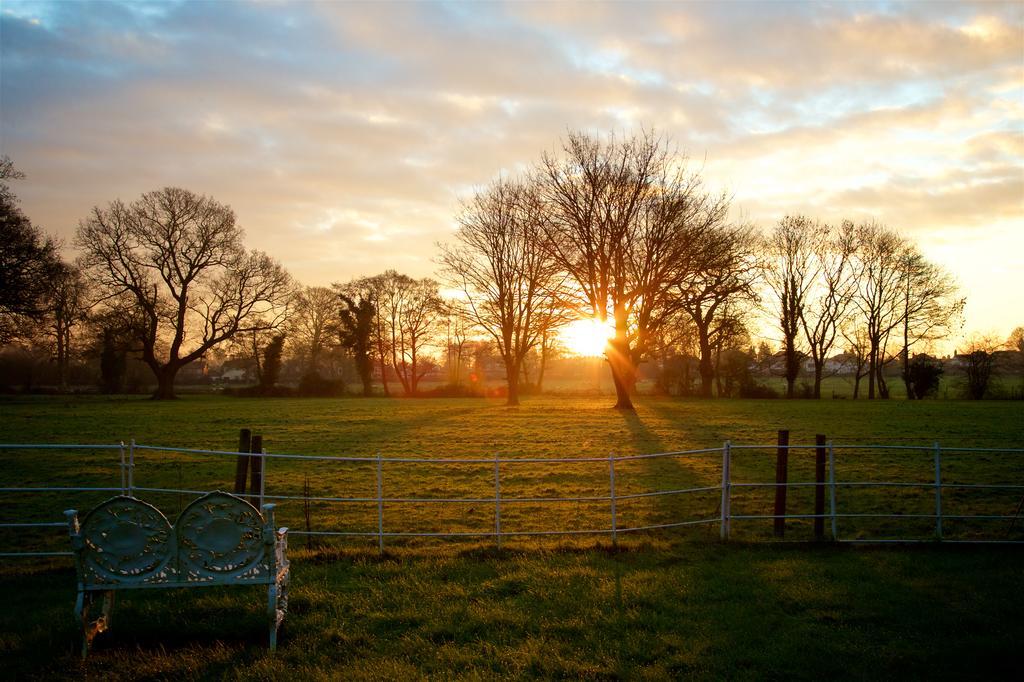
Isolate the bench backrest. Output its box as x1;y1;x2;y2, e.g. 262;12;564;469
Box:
66;491;280;588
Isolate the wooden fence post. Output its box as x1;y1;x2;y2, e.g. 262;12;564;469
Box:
234;428;251;495
815;434;826;541
774;430;789;538
250;435;263;505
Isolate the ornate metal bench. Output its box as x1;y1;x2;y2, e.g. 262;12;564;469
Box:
65;491;289;657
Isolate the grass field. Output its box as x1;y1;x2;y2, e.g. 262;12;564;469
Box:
2;395;1023;679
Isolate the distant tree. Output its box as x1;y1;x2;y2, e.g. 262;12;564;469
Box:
337;289;376;396
440;299;470;386
800;220;857;398
537;130;731;409
439;178;565;406
676;222;761;398
897;249;964;399
44;263;90;390
260;334;286;392
359;271;441;396
98;328;127;394
962;336;999;400
906;354;943;399
763;215;826;398
1007;326;1023;354
0;157;62;343
76;187;292;399
289;286;340;377
842;325;872;400
850;222;906;399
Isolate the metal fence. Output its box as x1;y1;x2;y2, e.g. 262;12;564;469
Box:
1;440;1022;558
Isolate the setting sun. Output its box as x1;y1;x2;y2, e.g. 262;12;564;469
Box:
560;318;615;357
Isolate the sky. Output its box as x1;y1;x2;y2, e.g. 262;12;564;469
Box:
2;0;1022;348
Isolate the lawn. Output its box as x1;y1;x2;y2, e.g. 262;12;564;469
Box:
1;395;1023;679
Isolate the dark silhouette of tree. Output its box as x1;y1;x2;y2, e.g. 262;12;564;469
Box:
962;336;998;400
290;286;340;378
439;178;565;406
99;328;127;394
675;222;760;398
76;187;292;399
45;263;90;391
897;250;964;399
851;222;905;399
354;271;441;396
763;215;825;398
906;354;943;399
537;130;729;409
1008;327;1024;354
800;220;856;398
260;334;286;392
0;157;61;343
338;290;376;396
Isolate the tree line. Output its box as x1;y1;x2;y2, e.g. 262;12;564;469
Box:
1;133;1019;407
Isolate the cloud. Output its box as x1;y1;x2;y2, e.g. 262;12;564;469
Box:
1;0;1021;338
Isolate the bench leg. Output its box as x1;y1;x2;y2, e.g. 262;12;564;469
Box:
77;590;115;659
267;572;289;652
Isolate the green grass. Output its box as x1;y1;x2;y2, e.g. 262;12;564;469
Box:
1;395;1023;679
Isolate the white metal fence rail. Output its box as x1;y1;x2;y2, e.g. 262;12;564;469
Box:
1;440;1022;558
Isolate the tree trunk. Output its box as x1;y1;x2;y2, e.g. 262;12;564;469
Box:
697;333;714;398
784;340;798;399
812;361;823;399
152;365;179;400
608;305;635;410
505;359;520;407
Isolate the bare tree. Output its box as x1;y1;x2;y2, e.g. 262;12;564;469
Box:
439;179;565;406
676;222;761;398
1008;326;1024;354
537;130;729;409
800;220;857;398
289;286;340;377
76;187;292;399
45;263;90;390
850;222;906;399
897;249;964;399
362;271;442;396
440;299;471;386
763;215;826;398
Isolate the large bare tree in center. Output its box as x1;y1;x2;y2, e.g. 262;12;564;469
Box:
538;131;728;410
439;178;564;406
76;187;292;399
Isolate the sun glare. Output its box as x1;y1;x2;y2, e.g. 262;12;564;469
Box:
560;317;615;357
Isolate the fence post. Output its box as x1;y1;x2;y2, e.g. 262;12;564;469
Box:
494;453;501;550
128;439;135;496
828;441;838;541
376;451;384;555
119;440;127;495
234;428;251;495
774;430;789;538
814;434;826;541
250;435;263;505
934;442;943;541
720;441;731;541
608;453;617;548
